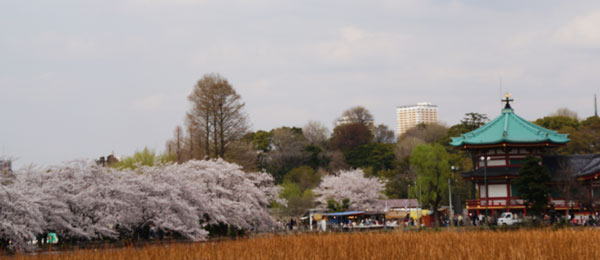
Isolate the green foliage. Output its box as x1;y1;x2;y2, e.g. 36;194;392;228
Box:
534;116;580;131
327;198;350;212
513;157;552;217
581;116;600;127
382;170;413;199
304;145;330;170
279;181;302;199
560;116;600;154
204;223;246;238
264;127;310;183
277;165;322;217
439;113;483;209
278;181;315;216
460;112;489;131
344;143;395;176
272;126;303;137
113;148;174;170
445;113;488;146
283;166;322;191
409;144;451;215
251;130;273;152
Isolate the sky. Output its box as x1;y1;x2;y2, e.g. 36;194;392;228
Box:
1;0;600;167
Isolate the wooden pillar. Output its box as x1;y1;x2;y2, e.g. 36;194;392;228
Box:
506;180;511;212
485;182;489;209
484;154;489;211
589;182;593;202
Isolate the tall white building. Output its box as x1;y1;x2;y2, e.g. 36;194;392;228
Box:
396;102;438;137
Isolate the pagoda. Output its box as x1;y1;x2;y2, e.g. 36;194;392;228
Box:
450;95;571;217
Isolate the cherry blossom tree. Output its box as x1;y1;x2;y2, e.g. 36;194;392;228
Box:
0;184;44;251
313;169;385;211
0;159;278;251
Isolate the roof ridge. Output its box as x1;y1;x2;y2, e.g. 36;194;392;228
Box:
510;113;548;137
464;113;504;137
450;105;570;146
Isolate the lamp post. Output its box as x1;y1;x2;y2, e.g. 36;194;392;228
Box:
480;156;491;223
449;166;458;227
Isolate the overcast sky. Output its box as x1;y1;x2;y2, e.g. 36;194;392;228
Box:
2;0;600;167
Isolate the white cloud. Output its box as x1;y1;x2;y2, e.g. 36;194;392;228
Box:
316;26;409;62
245;79;272;96
555;10;600;47
5;0;600;167
29;32;105;59
131;94;166;111
128;0;208;5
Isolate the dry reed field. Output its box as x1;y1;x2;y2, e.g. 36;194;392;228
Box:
11;229;600;260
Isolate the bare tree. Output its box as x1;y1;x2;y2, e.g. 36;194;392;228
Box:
225;140;259;171
554;158;587;215
187;73;249;158
265;127;309;181
327;150;349;172
338;106;374;126
399;123;448;143
184;113;207;160
302;120;329;145
330;122;373;151
173;125;184;163
374;124;395;143
395;136;425;160
552;108;578;120
394;123;447;162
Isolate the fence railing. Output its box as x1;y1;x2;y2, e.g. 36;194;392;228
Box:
466;198;579;208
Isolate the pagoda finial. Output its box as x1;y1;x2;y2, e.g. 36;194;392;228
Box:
502;93;514;109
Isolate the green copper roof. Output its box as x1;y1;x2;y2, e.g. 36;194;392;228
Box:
450;106;570;147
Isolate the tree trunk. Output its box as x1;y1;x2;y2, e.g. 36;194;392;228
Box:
219;103;226;158
212;110;219;158
204;113;210;159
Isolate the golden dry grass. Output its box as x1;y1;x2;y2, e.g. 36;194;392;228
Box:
11;228;600;260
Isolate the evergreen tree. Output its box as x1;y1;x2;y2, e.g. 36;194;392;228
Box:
513;157;552;217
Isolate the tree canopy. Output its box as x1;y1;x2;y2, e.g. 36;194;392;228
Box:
513;157;552;217
167;73;249;160
330;122;373;152
113;148;173;170
533;116;580;131
2;160;278;251
345;143;395;175
409;144;451;225
314;169;385;211
338;106;374;126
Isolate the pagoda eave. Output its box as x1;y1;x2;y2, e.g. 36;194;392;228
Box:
458;142;566;150
465;175;519;181
577;172;600;181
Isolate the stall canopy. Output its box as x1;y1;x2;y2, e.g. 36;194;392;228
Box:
323;211;366;216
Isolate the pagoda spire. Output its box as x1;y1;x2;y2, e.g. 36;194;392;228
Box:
502;93;514;109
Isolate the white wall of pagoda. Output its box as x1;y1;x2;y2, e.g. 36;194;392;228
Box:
478;184;508;198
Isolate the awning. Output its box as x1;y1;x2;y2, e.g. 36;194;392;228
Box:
323;211;366;216
385;211;409;219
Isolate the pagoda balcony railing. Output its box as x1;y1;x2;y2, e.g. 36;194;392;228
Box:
466;197;523;207
466;197;580;209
